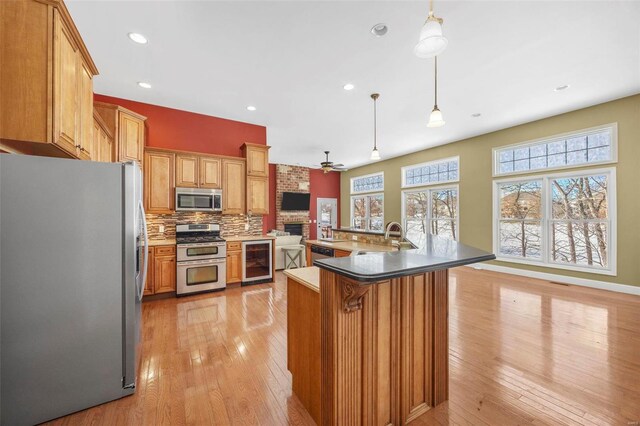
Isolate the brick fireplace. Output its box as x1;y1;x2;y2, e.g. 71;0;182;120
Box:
276;164;310;239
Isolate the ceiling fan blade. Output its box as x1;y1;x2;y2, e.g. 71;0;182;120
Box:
332;166;347;171
332;163;344;167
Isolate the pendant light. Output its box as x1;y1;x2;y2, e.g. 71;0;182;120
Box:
370;93;381;160
427;56;445;128
414;0;448;59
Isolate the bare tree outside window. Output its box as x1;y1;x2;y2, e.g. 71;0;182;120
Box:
403;187;458;248
351;194;384;232
498;181;542;258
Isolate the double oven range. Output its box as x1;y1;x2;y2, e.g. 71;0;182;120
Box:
176;223;226;296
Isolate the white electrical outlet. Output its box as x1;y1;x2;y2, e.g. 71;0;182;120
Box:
244;223;249;231
351;235;357;241
159;225;165;233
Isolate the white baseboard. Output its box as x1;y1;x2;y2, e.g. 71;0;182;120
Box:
466;263;640;296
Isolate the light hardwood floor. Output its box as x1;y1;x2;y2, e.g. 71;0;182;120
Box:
47;268;640;425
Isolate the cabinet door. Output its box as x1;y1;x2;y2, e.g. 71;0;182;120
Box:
53;12;79;156
334;249;351;258
119;112;144;163
78;61;93;160
176;155;199;187
200;156;221;189
145;151;175;213
226;250;242;284
144;247;155;296
244;144;269;177
247;175;269;215
92;119;101;162
101;131;114;163
222;159;246;215
154;255;176;294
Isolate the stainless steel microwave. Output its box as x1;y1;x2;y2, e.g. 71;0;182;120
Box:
175;187;222;212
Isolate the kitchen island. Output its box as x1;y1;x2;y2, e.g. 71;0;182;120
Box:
286;235;495;425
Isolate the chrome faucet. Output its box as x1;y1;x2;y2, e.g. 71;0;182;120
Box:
384;222;404;240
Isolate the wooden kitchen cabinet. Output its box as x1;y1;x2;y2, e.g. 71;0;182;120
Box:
154;253;176;294
143;245;176;297
175;154;221;189
0;0;98;158
176;155;199;187
94;102;146;165
247;176;269;215
242;143;270;177
143;247;155;296
92;111;114;163
226;245;243;284
200;156;222;188
334;249;351;257
144;150;175;213
222;159;246;214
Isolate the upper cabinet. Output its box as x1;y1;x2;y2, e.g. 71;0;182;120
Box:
92;111;114;163
176;154;221;189
242;143;270;177
222;159;246;215
242;143;270;215
145;149;175;214
94;102;146;166
0;0;99;158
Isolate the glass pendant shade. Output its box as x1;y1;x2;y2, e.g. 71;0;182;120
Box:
427;107;445;127
414;18;448;58
370;148;381;160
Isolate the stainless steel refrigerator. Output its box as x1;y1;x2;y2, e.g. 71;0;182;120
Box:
0;154;148;425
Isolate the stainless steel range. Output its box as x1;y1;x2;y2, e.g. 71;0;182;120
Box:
176;223;226;296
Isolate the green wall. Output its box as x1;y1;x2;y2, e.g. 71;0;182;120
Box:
341;94;640;287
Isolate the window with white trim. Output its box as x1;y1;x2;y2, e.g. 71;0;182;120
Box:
402;186;458;248
494;168;615;275
494;124;616;176
351;193;384;231
351;172;384;194
402;157;459;188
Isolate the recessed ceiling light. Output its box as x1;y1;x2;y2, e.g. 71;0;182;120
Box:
370;23;388;37
128;33;148;44
554;84;570;92
137;82;151;89
247;106;256;111
343;83;355;91
471;113;482;118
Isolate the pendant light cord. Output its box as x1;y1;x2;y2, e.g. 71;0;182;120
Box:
434;56;438;108
373;97;377;150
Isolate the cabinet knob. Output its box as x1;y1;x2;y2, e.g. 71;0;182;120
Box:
75;145;81;148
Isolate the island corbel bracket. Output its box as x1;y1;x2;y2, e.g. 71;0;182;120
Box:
340;279;370;313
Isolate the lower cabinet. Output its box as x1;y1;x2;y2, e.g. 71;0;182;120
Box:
144;245;176;297
226;241;243;284
334;249;351;258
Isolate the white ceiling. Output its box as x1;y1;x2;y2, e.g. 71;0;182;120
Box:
67;1;640;169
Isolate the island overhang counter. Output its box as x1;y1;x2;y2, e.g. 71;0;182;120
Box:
286;235;495;425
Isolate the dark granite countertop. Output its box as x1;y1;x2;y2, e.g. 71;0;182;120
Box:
313;235;496;283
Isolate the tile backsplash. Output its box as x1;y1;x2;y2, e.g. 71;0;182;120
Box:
146;212;263;240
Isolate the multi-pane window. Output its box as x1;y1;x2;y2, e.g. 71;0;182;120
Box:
351;194;384;232
351;172;384;194
403;186;458;248
494;168;615;275
494;125;616;176
402;157;459;188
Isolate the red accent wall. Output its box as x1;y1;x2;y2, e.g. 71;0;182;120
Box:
309;169;341;240
93;94;266;156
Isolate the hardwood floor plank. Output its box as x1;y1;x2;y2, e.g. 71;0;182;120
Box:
43;267;640;425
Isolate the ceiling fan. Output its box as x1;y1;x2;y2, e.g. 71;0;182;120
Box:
320;151;346;173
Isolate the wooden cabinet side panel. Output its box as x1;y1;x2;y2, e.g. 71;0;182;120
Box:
53;11;80;156
78;62;93;160
0;1;51;143
143;247;155;296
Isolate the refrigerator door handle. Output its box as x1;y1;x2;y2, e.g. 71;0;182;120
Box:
139;200;149;301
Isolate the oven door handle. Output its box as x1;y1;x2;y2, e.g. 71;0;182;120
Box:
179;243;225;248
178;259;225;266
139;200;149;302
